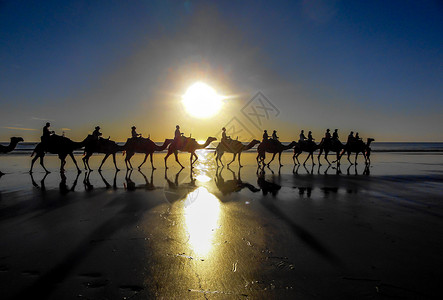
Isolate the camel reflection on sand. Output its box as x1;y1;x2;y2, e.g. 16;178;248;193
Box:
214;166;259;196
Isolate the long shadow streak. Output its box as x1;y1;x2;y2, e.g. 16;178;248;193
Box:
259;199;342;265
13;192;155;299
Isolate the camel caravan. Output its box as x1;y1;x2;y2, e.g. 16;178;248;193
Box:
2;122;374;174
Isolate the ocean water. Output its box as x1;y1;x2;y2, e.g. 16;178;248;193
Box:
2;142;443;155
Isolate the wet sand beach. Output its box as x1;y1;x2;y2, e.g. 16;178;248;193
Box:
1;151;442;299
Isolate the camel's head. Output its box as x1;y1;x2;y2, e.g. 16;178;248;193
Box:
251;139;261;145
207;137;217;143
11;137;24;143
289;141;297;147
367;138;375;145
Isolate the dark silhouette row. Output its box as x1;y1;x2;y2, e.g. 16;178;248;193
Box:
2;124;374;174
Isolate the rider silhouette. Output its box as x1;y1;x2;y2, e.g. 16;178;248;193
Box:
325;129;331;140
308;131;314;142
42;122;55;146
262;130;269;141
347;131;354;144
332;129;339;140
299;130;307;143
355;132;362;141
272;130;279;141
174;125;183;147
132;126;141;139
92;126;102;140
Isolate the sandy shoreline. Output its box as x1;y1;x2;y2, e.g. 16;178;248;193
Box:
1;151;443;299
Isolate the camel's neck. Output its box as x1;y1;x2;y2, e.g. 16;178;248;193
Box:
5;140;19;152
155;139;172;151
244;141;258;151
283;142;296;150
197;139;212;149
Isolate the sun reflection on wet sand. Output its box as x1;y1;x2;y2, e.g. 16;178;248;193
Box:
184;187;221;256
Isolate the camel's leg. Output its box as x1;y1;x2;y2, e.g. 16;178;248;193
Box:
150;153;156;170
192;152;198;165
164;151;172;169
30;155;38;173
295;153;301;165
139;154;148;169
112;153;120;171
267;153;276;166
347;152;353;165
70;153;81;172
174;151;184;169
85;153;93;171
82;154;88;170
335;152;341;165
278;152;283;166
98;153;110;171
292;153;296;165
40;155;50;173
355;152;359;165
303;153;310;165
324;151;331;165
125;153;134;170
238;152;242;168
311;152;316;165
227;153;237;166
317;149;323;166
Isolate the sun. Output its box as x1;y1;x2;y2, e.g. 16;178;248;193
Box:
182;82;223;119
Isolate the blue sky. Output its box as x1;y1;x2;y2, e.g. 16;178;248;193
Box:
1;0;442;141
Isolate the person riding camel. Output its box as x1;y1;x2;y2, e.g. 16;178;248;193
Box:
174;125;184;148
355;132;362;142
332;129;339;140
263;130;269;141
92;126;102;140
221;127;231;145
347;131;355;144
131;126;141;139
272;130;279;141
308;131;314;142
299;130;307;144
41;122;55;146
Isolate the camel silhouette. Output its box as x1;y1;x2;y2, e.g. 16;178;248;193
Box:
214;166;260;195
164;136;216;169
164;168;197;203
30;135;88;173
317;139;344;166
124;138;173;170
337;138;374;165
293;141;320;166
256;139;297;167
82;135;127;171
215;139;260;167
0;137;23;175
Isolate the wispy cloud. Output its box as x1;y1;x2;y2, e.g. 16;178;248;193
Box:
3;126;37;131
32;117;54;121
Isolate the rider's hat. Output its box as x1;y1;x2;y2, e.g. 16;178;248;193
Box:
264;129;267;132
326;128;330;132
222;127;226;131
95;126;100;130
46;122;50;126
132;126;136;129
176;125;180;128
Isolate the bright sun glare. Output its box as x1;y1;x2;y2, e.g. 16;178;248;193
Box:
182;82;223;119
